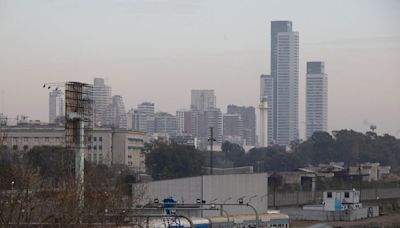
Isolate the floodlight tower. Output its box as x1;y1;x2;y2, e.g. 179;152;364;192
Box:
44;81;93;212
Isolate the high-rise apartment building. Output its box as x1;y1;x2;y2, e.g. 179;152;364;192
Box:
127;108;134;130
263;21;299;146
276;30;299;145
306;61;328;138
223;113;243;145
176;109;193;134
191;90;216;111
103;95;128;129
93;78;112;126
49;89;64;124
227;105;256;146
133;102;155;134
203;108;223;144
155;112;177;136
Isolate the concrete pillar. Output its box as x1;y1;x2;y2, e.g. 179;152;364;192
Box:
311;176;316;203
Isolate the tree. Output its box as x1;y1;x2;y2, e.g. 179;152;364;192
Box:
145;142;205;180
221;141;246;166
0;145;146;226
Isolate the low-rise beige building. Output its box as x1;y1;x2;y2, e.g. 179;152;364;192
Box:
112;129;146;172
1;125;145;170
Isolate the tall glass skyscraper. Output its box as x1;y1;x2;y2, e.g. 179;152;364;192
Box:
306;62;328;138
262;21;299;146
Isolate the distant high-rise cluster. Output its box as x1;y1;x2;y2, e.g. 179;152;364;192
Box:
188;90;222;148
49;89;64;124
260;21;328;146
306;62;328;138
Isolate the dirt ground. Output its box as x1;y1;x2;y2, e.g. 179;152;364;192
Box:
290;213;400;228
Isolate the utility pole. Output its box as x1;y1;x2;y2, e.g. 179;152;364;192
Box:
208;127;216;175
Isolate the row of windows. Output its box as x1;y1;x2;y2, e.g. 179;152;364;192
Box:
128;146;143;150
88;145;103;150
88;153;104;164
88;136;103;142
128;138;144;142
10;137;62;142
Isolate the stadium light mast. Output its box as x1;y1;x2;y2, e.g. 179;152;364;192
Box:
43;82;93;214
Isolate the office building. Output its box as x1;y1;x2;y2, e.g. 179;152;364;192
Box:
176;109;193;134
227;105;256;146
93;78;112;126
203;108;223;144
133;102;155;134
3;125;145;170
266;21;299;146
191;90;216;111
154;112;177;136
223;113;243;145
306;61;328;138
103;95;128;129
127;108;134;130
49;89;64;124
112;129;146;172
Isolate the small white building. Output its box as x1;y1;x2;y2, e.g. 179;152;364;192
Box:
303;190;362;212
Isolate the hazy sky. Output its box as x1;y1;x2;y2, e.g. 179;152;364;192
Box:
0;0;399;139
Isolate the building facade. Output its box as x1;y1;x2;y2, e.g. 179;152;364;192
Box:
154;112;177;136
176;109;193;135
306;61;328;138
133;102;155;134
227;105;256;146
276;30;299;145
103;95;128;129
49;89;64;124
190;90;216;111
223;113;243;145
93;78;112;126
2;126;145;169
266;21;300;146
112;129;146;172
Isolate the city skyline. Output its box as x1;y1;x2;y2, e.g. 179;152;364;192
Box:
0;0;399;139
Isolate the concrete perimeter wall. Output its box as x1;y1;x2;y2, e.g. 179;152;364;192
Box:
137;173;269;216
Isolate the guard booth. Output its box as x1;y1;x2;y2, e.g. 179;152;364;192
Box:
323;190;362;211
